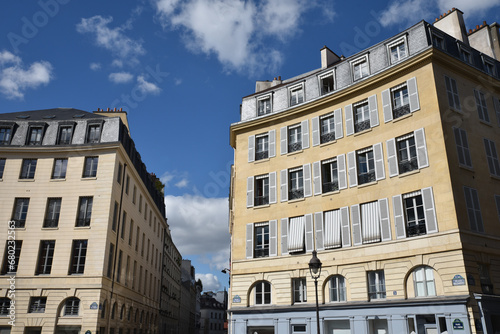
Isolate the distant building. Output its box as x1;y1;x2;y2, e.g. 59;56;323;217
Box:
200;292;226;334
179;260;201;334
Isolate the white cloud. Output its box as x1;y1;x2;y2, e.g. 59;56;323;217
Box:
137;75;161;94
195;273;221;291
90;62;101;71
0;50;53;100
174;78;182;85
109;72;134;83
111;59;124;68
175;179;188;188
437;0;499;16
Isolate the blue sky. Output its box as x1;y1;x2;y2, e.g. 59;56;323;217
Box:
1;0;499;291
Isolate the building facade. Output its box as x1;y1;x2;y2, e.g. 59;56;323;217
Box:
0;108;168;334
199;292;225;334
229;9;500;334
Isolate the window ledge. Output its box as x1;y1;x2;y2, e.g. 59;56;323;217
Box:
322;190;340;197
358;180;377;189
13;227;26;231
74;226;91;229
399;169;420;178
253;204;271;209
288;197;305;204
287;149;304;156
479;120;492;127
448;107;464;114
354;128;372;137
50;178;66;182
254;158;270;164
458;165;474;173
18;179;35;182
81;177;97;181
320;139;336;147
42;227;59;230
393;112;413;123
490;174;500;181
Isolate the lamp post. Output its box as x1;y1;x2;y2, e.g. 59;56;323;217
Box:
309;250;322;334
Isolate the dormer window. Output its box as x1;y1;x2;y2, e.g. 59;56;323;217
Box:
352;56;369;81
0;126;13;145
257;95;272;116
482;57;496;76
57;124;75;145
431;32;444;49
459;45;472;64
319;71;334;95
289;84;304;106
86;123;102;143
27;126;44;145
388;37;408;64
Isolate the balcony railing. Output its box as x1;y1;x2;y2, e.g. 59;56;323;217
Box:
406;223;426;237
399;157;418;174
289;188;304;200
354;119;370;133
322;181;339;193
393;104;411;119
43;219;59;228
288;142;302;153
320;132;335;144
358;171;376;185
12;220;25;228
255;150;269;161
254;248;269;258
254;195;269;206
75;218;91;227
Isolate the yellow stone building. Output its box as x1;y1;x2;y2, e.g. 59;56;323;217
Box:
229;9;500;334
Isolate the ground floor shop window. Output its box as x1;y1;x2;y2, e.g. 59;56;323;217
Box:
324;320;350;334
407;314;448;334
368;318;388;334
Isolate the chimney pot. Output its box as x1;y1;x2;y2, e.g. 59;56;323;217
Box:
120;108;123;111
278;76;281;80
476;25;480;29
483;21;487;25
448;10;451;14
107;108;110;111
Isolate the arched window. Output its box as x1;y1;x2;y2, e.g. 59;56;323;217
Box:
128;306;133;321
254;281;271;305
120;304;125;320
100;300;106;319
111;302;117;319
64;297;80;316
413;266;436;297
135;309;139;322
328;275;346;302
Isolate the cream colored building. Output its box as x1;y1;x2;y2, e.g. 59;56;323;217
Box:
229;9;500;334
0;108;172;334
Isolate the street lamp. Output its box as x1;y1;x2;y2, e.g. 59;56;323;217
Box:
309;250;322;334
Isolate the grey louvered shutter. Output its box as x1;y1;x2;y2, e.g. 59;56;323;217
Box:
269;172;277;204
494;97;500;128
334;108;343;139
347;151;358;187
280;126;287;155
386;138;399;177
378;198;391;241
313;161;322;195
351;204;362;246
382;88;393;123
408;77;420;112
340;206;351;247
280;169;288;202
303;163;312;197
368;94;379;127
246;223;253;259
246;176;254;208
302;119;309;149
345;104;354;136
373;142;385;181
314;212;324;251
248;135;255;162
414;128;429;168
305;214;314;252
338;154;347;190
269;129;276;158
392;195;406;239
312;117;320;147
422;187;438;234
281;218;289;255
269;220;277;256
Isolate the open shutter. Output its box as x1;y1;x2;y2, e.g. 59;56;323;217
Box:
303;163;312;197
280;126;287;155
269;220;277;257
392;195;406;239
281;218;289;255
408;77;420;112
334;108;343;139
313;161;322;196
246;223;253;259
414;128;429;168
302;119;309;149
373;142;385;181
494;97;500;128
314;212;324;251
305;214;314;252
269;130;276;158
338;154;347;190
351;204;362;246
269;172;277;204
386;138;399;177
347;151;358;187
378;198;391;241
345;104;354;136
422;187;438;234
246;176;254;208
280;169;288;202
368;94;379;127
312;117;320;147
248;135;255;162
382;88;393;122
340;206;351;247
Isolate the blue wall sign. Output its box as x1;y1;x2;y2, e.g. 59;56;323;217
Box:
453;319;464;330
233;295;241;303
90;302;98;310
452;274;466;286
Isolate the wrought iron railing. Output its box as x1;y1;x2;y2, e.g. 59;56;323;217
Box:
393;104;411;119
289;188;304;200
322;181;339;193
354;119;371;133
407;223;426;237
254;195;269;206
43;219;59;228
255;151;269;161
358;171;375;185
75;218;91;227
320;132;336;144
254;248;269;258
288;142;302;153
399;157;418;174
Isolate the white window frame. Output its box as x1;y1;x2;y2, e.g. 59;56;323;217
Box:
403;191;426;237
289;83;304;106
292;277;307;304
319;112;335;144
255;133;269;160
318;70;335;95
254;174;270;206
257;94;272;116
367;270;386;300
351;55;369;81
413;266;436;297
356;147;375;185
444;75;461;111
254;222;270;258
387;36;408;64
321;158;338;194
329;275;346;302
254;281;271;305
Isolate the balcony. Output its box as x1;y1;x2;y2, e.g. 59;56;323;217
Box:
322;181;339;193
289;188;304;200
288;142;302;153
399;157;418;174
254;248;269;258
255;151;269;161
75;218;90;227
358;171;375;185
407;223;426;237
43;219;59;228
254;195;269;206
354;119;370;133
320;132;335;144
393;104;411;119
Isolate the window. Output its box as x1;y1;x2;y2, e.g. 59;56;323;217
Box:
57;126;73;145
257;95;272;116
320;113;335;144
44;198;61;228
453;128;472;168
255;134;269;160
287;216;306;253
86;124;101;143
135;227;140;252
254;223;269;258
254;175;269;206
329;275;346;302
36;240;55;275
125;256;130;286
354;101;370;133
323;209;342;249
444;75;461;111
83;157;99;178
28;297;47;313
288;124;302;153
352;56;369;80
360;201;382;244
319;72;334;95
117;163;123;184
396;133;418;174
125;175;130;194
69;240;87;274
107;243;114;278
12;198;29;228
76;197;93;227
0;127;12;145
1;240;22;274
117;250;123;283
484;138;500;177
413;266;436;297
255;281;271;305
121;211;127;239
293;278;307;303
64;298;80;316
27;126;43;145
112;202;118;232
403;191;426;237
357;147;375;185
432;33;444;49
0;298;10;315
475;90;490;123
52;158;68;179
391;84;410;118
20;159;37;179
289;167;304;200
479;264;493;294
129;220;134;246
459;46;472;64
0;158;5;178
321;158;338;193
132;186;137;204
289;84;304;106
367;270;386;300
389;39;407;63
483;58;496;76
464;186;484;232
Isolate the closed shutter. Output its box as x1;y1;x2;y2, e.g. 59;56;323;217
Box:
392;194;406;239
382;88;393;122
303;163;312;197
248;135;255;162
302;120;310;149
373;142;385;181
314;212;324;251
494;97;500;128
345;104;354;136
246;176;254;208
378;198;391;241
414;128;429;169
347;151;357;187
484;138;500;176
281;218;289;255
324;209;342;249
288;216;305;253
368;94;379;127
269;172;277;204
351;204;362;246
361;202;380;244
422;187;438;234
313;161;322;196
246;223;253;259
280;126;287;155
340;206;351;247
334;108;343;139
305;214;314;252
386;138;399;177
338;154;347;190
280;169;288;202
269;129;276;158
312;117;320;147
269;220;277;257
408;77;420;112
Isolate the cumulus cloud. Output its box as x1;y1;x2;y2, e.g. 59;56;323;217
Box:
137;75;161;94
0;50;53;100
90;62;101;71
195;273;221;291
175;179;188;188
109;72;134;83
